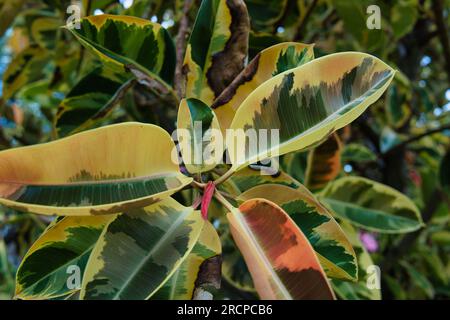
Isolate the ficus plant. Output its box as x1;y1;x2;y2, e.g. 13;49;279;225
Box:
0;0;427;300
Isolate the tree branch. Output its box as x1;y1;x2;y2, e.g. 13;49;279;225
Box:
174;0;194;99
383;124;450;156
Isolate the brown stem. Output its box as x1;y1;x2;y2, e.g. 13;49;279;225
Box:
174;0;194;99
432;0;450;83
383;124;450;157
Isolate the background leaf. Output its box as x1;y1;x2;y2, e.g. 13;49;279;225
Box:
320;177;423;233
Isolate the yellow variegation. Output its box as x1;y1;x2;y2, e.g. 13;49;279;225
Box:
80;198;204;300
177;98;222;174
184;0;249;105
332;221;381;300
2;45;50;101
226;52;395;171
0;123;191;215
15;215;114;300
212;42;314;134
66;14;176;90
153;221;221;299
319;177;423;233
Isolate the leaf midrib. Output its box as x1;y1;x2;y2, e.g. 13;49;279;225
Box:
233;210;293;300
111;209;191;300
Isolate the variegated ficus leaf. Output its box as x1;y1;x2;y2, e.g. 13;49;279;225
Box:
305;133;343;191
227;198;335;299
66;14;175;89
152;221;221;300
385;84;411;129
31;17;61;50
15;215;113;300
212;42;314;133
245;0;288;32
239;184;357;281
227;52;395;171
177;98;222;174
319;177;423;233
228;166;302;194
184;0;249;105
332;221;381;300
341;143;377;164
81;198;204;300
55;66;132;137
2;45;50;101
0;123;191;215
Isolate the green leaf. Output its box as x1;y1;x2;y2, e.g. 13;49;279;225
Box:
15;216;113;300
81;198;204;300
227;165;302;194
332;221;381;300
333;0;386;52
341;143;377;163
385;84;411;129
439;149;450;194
2;45;51;101
0;123;192;216
227;52;395;170
177;98;222;174
152;221;221;299
400;261;435;299
245;0;288;32
55;66;132;137
222;230;255;293
67;14;175;87
184;0;249;105
391;0;418;39
212;42;314;133
320;177;423;233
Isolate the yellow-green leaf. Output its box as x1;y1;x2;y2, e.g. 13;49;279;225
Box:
2;45;50;101
212;42;314;133
320;177;423;233
332;221;381;300
55;66;132;137
152;221;221;299
0;123;192;216
81;198;204;300
227;52;395;171
15;215;113;300
184;0;249;105
177;98;222;174
67;14;175;86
